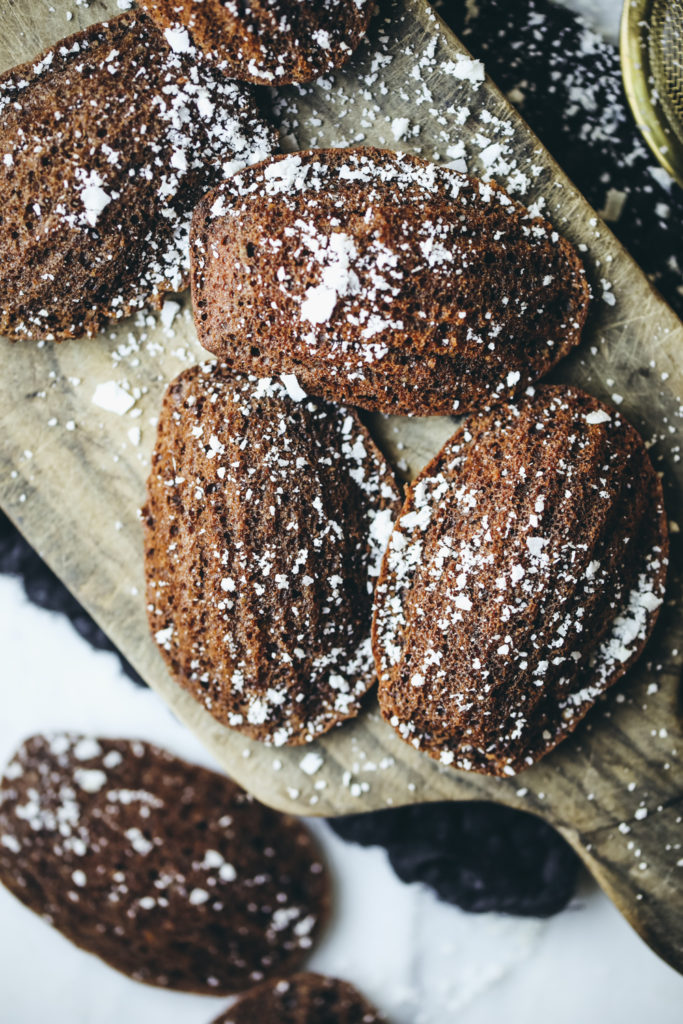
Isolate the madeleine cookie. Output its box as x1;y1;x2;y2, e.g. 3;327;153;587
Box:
191;147;589;416
0;734;329;991
143;365;401;745
213;972;384;1023
0;12;273;341
373;386;668;775
139;0;373;84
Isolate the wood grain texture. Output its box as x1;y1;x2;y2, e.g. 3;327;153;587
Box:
1;0;681;971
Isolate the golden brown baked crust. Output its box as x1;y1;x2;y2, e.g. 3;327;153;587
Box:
138;0;373;84
373;385;668;776
213;972;384;1023
143;363;402;745
191;147;590;416
0;734;329;992
0;12;273;341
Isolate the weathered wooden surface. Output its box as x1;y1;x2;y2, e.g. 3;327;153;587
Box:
1;0;682;971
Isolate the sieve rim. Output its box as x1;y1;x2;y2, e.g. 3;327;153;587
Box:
621;0;683;188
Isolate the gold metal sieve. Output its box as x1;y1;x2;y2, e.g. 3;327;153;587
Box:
621;0;683;187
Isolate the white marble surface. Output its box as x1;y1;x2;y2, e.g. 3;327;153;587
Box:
564;0;621;40
2;0;683;1021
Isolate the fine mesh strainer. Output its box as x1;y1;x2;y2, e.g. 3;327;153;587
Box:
621;0;683;186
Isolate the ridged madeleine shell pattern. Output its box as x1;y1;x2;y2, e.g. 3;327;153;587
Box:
143;364;402;745
373;386;668;776
191;147;590;416
0;12;273;340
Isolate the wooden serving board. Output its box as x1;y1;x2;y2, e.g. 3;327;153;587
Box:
1;0;682;972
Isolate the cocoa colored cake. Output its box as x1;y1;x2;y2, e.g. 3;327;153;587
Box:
143;364;401;745
0;12;273;342
191;147;590;416
138;0;373;85
373;385;668;776
0;734;329;992
213;972;384;1023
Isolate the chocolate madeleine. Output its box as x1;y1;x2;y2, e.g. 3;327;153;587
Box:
0;734;329;991
373;386;668;775
213;972;384;1023
139;0;373;84
0;12;273;341
143;365;401;744
191;147;590;416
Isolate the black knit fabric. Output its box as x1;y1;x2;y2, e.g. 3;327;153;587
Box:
331;801;579;916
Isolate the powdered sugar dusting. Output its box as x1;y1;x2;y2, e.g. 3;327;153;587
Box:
374;386;668;776
144;365;402;746
194;147;588;412
0;12;274;341
0;733;327;990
